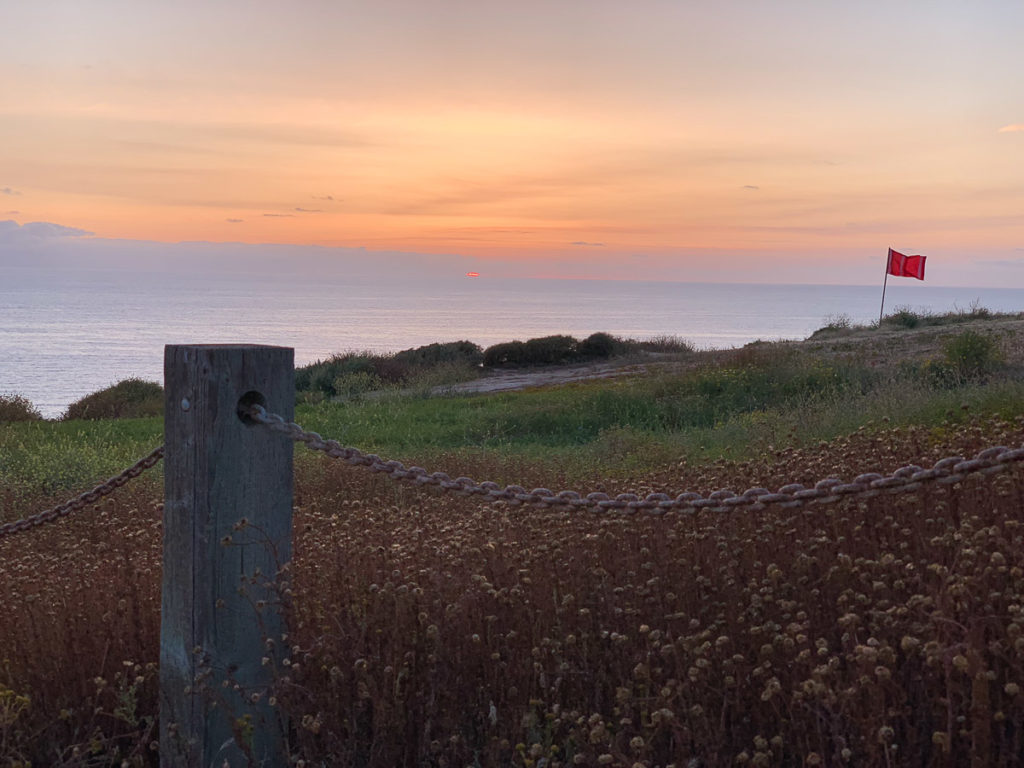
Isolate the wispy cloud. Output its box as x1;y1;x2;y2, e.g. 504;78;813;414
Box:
1;187;21;196
5;210;18;215
742;185;760;190
998;124;1024;133
294;207;322;213
571;241;605;246
78;116;374;150
976;258;1024;267
382;173;580;217
226;218;243;223
0;220;93;242
313;195;335;201
262;213;295;218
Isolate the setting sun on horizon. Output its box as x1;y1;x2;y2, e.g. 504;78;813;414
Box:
2;0;1022;285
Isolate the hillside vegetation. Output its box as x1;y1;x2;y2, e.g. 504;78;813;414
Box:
292;333;694;402
2;308;1024;765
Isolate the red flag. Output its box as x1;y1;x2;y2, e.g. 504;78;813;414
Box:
887;248;926;280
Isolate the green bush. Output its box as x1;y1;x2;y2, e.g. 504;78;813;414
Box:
810;314;853;338
393;341;483;368
578;332;620;359
482;341;528;367
297;342;485;397
920;358;958;388
296;357;334;394
635;335;696;354
522;335;578;365
884;306;923;329
964;300;992;320
942;330;1003;379
63;379;164;421
484;335;581;367
305;363;345;396
0;394;43;423
296;352;401;396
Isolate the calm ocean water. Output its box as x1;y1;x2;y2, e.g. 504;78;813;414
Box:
3;265;1023;418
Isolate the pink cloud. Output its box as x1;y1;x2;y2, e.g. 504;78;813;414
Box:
997;124;1024;133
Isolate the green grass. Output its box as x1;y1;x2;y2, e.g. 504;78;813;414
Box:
0;417;163;518
290;349;1024;476
294;352;860;452
6;340;1024;513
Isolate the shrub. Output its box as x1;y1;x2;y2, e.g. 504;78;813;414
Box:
965;299;992;320
578;332;620;359
297;345;485;398
942;330;1003;379
482;341;528;367
638;335;696;354
522;334;578;365
0;394;43;422
296;357;333;394
484;335;581;367
393;341;483;368
296;353;405;396
810;313;853;338
920;358;958;388
373;355;412;384
884;306;923;329
63;378;164;420
305;363;345;396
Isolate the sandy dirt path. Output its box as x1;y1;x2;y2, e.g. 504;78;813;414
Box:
433;361;652;395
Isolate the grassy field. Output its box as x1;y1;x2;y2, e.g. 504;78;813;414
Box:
2;317;1024;765
4;320;1022;496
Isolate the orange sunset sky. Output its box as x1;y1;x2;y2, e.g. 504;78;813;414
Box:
1;0;1022;284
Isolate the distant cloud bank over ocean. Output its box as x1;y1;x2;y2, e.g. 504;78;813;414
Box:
0;218;481;283
4;249;1024;418
4;217;1024;287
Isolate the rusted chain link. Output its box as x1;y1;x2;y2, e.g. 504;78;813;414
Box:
0;446;164;540
246;405;1024;514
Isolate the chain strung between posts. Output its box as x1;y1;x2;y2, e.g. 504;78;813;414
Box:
0;446;164;540
246;405;1024;514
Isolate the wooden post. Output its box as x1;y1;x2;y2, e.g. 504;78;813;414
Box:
161;345;294;767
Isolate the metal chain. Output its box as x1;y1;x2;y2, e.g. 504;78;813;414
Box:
0;445;165;540
246;405;1024;514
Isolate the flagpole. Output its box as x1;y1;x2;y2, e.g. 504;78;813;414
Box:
879;248;891;326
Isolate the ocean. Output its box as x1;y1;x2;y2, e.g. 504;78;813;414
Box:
3;265;1022;418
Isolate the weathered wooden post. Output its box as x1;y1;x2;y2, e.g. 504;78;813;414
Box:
161;345;294;767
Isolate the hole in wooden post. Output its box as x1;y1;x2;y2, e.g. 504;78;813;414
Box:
237;390;268;426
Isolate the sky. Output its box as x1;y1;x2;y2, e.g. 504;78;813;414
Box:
1;0;1023;285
